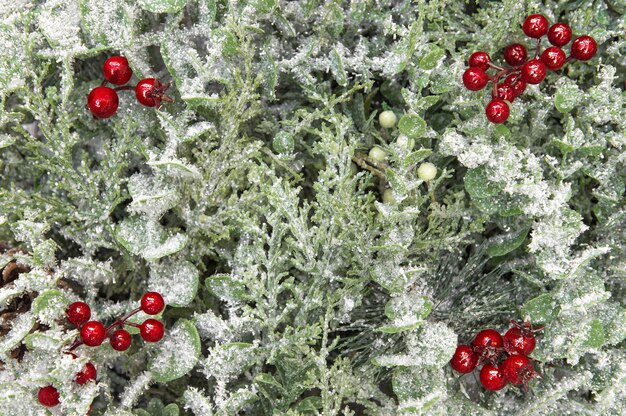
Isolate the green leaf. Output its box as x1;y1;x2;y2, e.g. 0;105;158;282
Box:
413;95;439;112
521;294;559;325
138;0;187;14
206;275;247;302
385;168;408;195
554;82;582;113
295;396;322;413
419;46;445;70
404;148;432;167
149;260;199;307
398;114;427;139
149;319;201;383
464;167;500;215
585;320;605;348
486;227;530;257
330;48;348;87
31;289;68;318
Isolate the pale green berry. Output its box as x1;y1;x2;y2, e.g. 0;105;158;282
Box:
417;162;437;181
369;146;387;162
273;131;294;153
396;134;415;150
382;188;396;204
379;110;397;128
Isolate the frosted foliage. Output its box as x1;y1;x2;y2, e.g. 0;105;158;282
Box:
128;173;180;218
38;0;86;56
148;320;200;382
0;313;34;354
184;388;214;416
439;131;492;169
80;0;135;47
375;322;456;368
148;260;198;307
0;21;28;93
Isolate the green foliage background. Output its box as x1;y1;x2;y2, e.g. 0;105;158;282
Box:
0;0;625;414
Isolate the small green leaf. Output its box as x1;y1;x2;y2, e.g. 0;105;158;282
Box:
398;114;427;139
585;320;605;348
419;46;445;70
376;322;423;334
254;373;283;389
464;167;500;215
486;227;530;257
149;319;201;383
31;290;68;320
404;148;432;167
330;48;348;87
149;260;199;307
206;275;247;302
554;82;582;113
413;96;439;112
521;294;559;325
295;396;322;413
138;0;187;14
385;168;408;195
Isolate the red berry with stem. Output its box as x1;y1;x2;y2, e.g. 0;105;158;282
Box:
103;56;133;86
571;35;597;61
494;83;515;102
80;321;107;347
547;23;572;47
503;319;544;356
462;67;489;91
66;302;91;327
75;362;97;384
468;51;491;71
110;329;132;351
522;14;549;38
541;46;567;71
485;99;510;124
141;292;165;315
38;386;60;407
502;355;539;388
87;86;119;119
504;74;526;97
472;328;505;360
135;78;173;108
503;43;528;66
140;319;164;342
479;364;508;391
521;59;547;84
450;345;478;373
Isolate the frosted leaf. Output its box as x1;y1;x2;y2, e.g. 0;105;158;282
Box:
554;78;583;114
393;367;447;413
0;312;35;354
38;0;86;57
202;342;259;383
379;294;432;333
79;0;136;47
373;322;456;368
139;0;187;14
147;157;202;179
31;289;68;325
116;216;188;261
0;22;28;94
128;173;180;218
184;387;214;416
0;134;15;149
11;220;49;246
149;260;199;307
149;319;201;382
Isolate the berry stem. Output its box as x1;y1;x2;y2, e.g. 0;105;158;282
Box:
534;38;542;59
114;85;135;92
491;67;521;97
487;62;506;71
65;307;142;351
124;322;141;328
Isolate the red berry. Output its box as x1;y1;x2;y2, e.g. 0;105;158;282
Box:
541;46;567;71
479;364;507;391
503;44;528;66
462;67;489;91
522;14;549;38
87;86;119;119
66;302;91;327
110;329;132;351
502;355;538;387
503;327;536;356
485;99;510;124
103;56;133;86
521;59;547;84
547;23;572;47
472;328;505;360
571;35;597;61
468;51;491;71
141;292;165;315
135;78;173;108
80;321;107;347
38;385;60;407
450;345;478;373
140;319;164;342
494;83;515;102
504;74;526;97
75;362;97;385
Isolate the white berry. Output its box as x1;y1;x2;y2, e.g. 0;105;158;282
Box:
417;162;437;181
369;146;387;162
378;110;397;128
382;188;396;204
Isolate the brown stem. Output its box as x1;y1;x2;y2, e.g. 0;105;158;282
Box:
114;86;135;92
491;67;522;97
65;307;142;352
534;38;542;59
488;62;505;71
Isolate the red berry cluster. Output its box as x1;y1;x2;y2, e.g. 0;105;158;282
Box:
462;14;597;124
37;292;166;408
87;55;173;119
449;319;543;391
